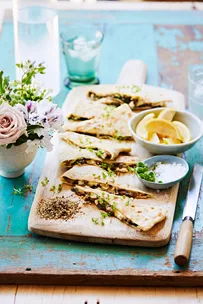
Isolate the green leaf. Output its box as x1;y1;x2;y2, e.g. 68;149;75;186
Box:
0;71;5;94
6;143;13;149
27;124;44;132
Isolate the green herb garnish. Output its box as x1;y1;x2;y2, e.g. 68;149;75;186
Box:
102;172;107;179
101;212;108;219
95;149;104;158
57;184;62;193
41;177;49;187
92;217;99;225
50;185;56;193
111;202;117;212
125;200;130;206
13;184;33;196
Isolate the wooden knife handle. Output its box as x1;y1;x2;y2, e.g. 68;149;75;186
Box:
174;219;193;266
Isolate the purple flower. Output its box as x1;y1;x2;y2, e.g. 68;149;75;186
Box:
26;100;36;113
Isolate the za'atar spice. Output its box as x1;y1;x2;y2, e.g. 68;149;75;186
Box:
38;195;81;221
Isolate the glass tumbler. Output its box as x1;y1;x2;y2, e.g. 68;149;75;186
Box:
61;26;104;89
13;0;60;96
188;66;203;120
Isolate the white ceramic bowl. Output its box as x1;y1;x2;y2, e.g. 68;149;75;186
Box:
129;108;203;155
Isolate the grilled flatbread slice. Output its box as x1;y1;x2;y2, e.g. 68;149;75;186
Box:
64;104;133;139
73;186;166;231
62;132;132;160
61;165;152;199
67;99;116;121
59;138;139;172
87;89;170;111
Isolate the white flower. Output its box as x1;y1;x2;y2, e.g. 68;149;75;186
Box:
12;98;63;152
36;99;63;130
0;103;27;145
14;104;28;121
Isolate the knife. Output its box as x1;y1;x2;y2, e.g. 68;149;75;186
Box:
174;164;203;266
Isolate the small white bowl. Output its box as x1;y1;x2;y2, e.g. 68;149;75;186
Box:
129;108;203;155
136;155;189;190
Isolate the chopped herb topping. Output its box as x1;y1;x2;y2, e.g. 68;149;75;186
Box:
111;202;117;212
107;167;116;177
88;147;94;153
127;166;137;173
92;212;109;226
50;185;56;193
57;184;62;193
41;177;49;187
102;172;107;179
50;184;63;193
116;84;141;93
125;200;130;206
101;211;109;219
95;149;104;158
100;162;108;169
92;217;99;225
13;184;33;196
114;130;125;141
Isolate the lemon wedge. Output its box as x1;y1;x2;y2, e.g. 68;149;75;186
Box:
148;133;160;144
136;113;155;139
163;138;182;145
158;108;176;121
146;119;182;140
173;121;191;143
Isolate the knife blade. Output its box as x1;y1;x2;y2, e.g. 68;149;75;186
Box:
182;164;203;221
174;164;203;266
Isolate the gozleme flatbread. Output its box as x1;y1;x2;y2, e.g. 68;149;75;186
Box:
73;186;167;231
64;104;133;139
87;88;170;111
59;138;139;173
61;165;152;199
62;132;132;160
67;99;116;121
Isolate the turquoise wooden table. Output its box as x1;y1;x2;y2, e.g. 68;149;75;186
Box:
1;9;203;286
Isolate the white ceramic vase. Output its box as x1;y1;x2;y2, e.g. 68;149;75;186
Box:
0;143;38;178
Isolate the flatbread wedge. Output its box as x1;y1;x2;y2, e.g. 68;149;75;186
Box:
62;132;132;160
73;186;167;231
64;104;133;139
87;90;170;111
67;99;116;121
59;138;139;173
61;165;152;199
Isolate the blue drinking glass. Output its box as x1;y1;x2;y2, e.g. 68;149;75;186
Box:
61;25;104;89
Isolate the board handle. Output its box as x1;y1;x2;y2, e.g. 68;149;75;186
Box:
116;60;147;85
174;219;193;266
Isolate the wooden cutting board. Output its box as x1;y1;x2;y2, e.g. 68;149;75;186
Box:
28;135;179;247
28;70;185;247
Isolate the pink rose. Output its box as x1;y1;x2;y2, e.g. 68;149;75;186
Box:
0;103;27;145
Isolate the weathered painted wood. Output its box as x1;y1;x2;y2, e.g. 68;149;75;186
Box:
156;25;203;105
0;10;203;285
